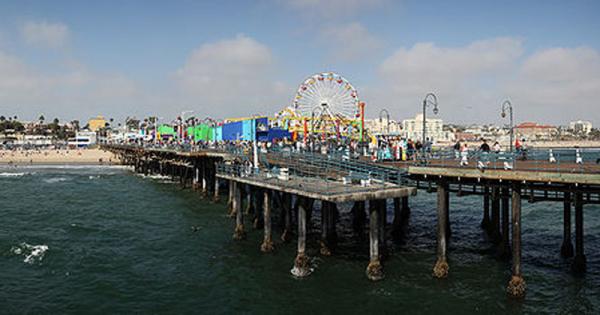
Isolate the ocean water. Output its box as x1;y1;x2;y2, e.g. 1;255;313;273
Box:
0;166;598;314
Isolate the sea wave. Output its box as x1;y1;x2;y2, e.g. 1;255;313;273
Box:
43;177;69;184
0;172;26;177
11;243;49;264
137;174;172;181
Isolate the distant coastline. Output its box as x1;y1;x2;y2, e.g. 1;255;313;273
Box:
0;148;120;165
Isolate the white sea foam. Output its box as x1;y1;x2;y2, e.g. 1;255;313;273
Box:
0;172;26;177
138;174;172;180
43;177;69;184
11;243;49;264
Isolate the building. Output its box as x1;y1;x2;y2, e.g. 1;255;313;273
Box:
68;131;97;148
401;113;454;142
569;120;593;134
88;116;107;132
365;117;402;135
515;122;558;140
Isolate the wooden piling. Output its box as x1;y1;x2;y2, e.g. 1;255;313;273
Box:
561;191;574;258
232;182;245;240
433;180;449;278
213;177;220;202
352;201;366;235
491;186;501;244
281;193;293;242
291;197;312;277
366;200;384;281
498;187;511;259
572;191;586;273
507;182;525;298
445;189;451;239
260;190;274;253
227;180;234;213
378;200;388;259
320;201;332;256
481;186;490;229
392;198;402;236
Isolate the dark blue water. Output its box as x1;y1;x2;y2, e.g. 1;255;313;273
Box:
0;166;598;314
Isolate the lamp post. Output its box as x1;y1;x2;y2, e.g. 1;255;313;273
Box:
379;109;390;135
501;100;513;152
179;110;194;144
422;93;439;158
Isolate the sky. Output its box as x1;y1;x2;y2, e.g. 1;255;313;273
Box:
0;0;599;125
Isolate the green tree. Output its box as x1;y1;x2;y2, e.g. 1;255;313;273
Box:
39;115;45;125
0;116;5;122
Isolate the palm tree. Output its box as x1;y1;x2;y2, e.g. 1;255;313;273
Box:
39;115;45;125
0;116;5;122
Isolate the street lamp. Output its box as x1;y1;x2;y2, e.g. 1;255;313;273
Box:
179;110;194;144
422;93;439;158
379;109;390;135
501;100;513;152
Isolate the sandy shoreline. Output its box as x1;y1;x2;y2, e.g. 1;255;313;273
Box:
0;148;120;165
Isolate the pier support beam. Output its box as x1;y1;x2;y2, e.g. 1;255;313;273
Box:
507;183;526;298
392;197;410;238
445;189;451;239
366;200;384;281
232;182;245;240
193;167;200;190
281;193;293;242
491;187;501;244
572;192;586;273
260;190;274;253
392;198;401;236
352;201;366;236
561;192;574;258
245;185;254;215
498;187;511;259
433;180;449;278
227;180;234;213
481;187;490;230
213;178;220;202
292;197;313;278
378;200;388;259
320;201;337;256
201;162;207;196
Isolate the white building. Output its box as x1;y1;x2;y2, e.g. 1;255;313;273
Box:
68;131;97;148
365;117;402;135
569;120;593;134
402;114;454;142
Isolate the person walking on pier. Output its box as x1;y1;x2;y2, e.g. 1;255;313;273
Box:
453;140;461;159
492;141;501;153
460;143;469;166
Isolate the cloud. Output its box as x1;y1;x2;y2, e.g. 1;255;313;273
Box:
370;37;523;122
278;0;387;19
0;48;142;121
506;47;600;124
319;22;382;61
21;21;69;49
174;34;289;118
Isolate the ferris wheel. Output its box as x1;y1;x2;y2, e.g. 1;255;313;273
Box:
293;72;360;120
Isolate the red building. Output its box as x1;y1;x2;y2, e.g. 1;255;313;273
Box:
515;122;557;140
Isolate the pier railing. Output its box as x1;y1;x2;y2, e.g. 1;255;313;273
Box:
378;147;600;174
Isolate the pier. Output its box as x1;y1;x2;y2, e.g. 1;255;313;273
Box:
106;144;600;298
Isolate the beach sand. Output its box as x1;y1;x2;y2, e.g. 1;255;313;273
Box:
0;148;120;165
